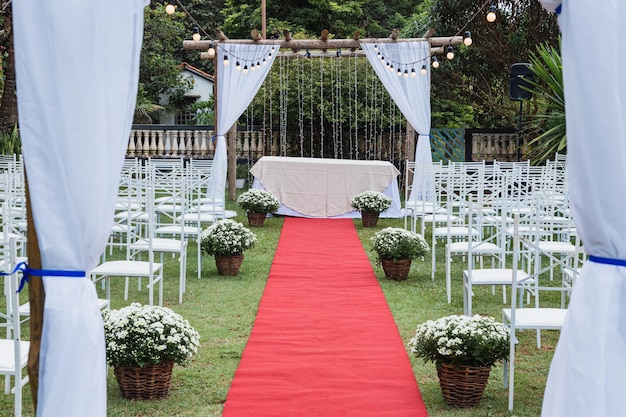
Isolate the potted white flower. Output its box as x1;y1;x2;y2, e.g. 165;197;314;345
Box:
236;188;281;226
200;219;258;275
350;191;393;227
102;303;200;400
408;314;510;407
370;227;429;280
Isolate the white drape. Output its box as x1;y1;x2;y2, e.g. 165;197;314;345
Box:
361;42;432;201
13;1;147;416
537;1;626;416
213;44;279;197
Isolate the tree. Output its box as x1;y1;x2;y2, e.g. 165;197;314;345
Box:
427;0;559;128
0;1;17;136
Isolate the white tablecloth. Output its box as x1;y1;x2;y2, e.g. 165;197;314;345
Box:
250;156;402;218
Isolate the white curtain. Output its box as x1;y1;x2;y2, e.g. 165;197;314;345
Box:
13;1;147;416
361;42;432;202
213;44;280;197
537;1;626;416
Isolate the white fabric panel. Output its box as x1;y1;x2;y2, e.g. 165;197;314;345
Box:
538;0;562;13
540;1;626;416
213;44;279;196
361;42;432;202
13;1;148;416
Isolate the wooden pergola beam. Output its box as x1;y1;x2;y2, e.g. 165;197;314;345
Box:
184;35;463;53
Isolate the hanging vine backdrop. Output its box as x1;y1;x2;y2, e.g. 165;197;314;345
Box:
242;55;406;163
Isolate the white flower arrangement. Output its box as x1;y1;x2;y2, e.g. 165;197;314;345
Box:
102;303;200;368
200;219;258;256
408;314;510;367
350;191;393;213
371;227;429;261
236;189;281;213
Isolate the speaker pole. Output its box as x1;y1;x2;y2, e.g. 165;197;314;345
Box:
517;100;523;161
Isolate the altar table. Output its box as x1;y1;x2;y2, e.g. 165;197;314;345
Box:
250;156;402;218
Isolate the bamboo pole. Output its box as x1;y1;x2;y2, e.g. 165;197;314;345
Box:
24;165;44;411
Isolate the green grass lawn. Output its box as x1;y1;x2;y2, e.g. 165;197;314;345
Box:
1;200;561;417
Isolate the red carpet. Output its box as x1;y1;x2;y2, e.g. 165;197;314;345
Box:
222;218;428;417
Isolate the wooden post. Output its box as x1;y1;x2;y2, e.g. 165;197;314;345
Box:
228;123;237;201
24;166;44;411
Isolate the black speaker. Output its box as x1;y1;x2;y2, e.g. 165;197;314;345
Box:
509;63;533;101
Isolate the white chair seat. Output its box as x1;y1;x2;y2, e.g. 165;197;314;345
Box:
19;297;109;316
0;340;30;373
464;269;532;285
448;241;502;253
434;226;477;237
534;241;576;253
503;308;567;329
155;225;200;237
90;260;163;276
131;238;183;253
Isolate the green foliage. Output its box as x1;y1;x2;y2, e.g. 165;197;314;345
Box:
429;0;559;128
524;41;566;164
0;125;20;155
189;99;215;125
140;4;191;104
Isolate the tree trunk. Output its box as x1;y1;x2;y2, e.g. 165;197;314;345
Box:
0;5;18;134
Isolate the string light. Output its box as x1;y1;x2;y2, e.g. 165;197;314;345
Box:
263;58;267;65
487;4;497;22
236;61;241;71
411;68;417;78
251;61;257;71
397;67;402;77
446;46;455;60
165;1;175;14
420;65;427;75
403;69;409;79
463;31;472;46
243;64;248;74
389;64;394;73
223;55;229;66
432;56;440;68
192;26;201;41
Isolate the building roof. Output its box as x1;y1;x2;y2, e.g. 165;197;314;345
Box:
179;62;214;82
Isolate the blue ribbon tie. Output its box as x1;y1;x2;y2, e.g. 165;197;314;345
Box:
0;262;86;293
588;255;626;267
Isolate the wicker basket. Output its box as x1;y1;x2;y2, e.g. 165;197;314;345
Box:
380;258;412;280
215;254;244;276
436;361;491;407
361;211;380;227
247;212;267;227
114;361;174;400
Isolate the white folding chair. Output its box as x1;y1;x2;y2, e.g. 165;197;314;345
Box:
90;187;164;306
0;237;29;417
502;215;582;411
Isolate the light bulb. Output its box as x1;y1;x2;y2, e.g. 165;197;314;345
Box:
251;63;256;71
223;55;229;66
165;3;175;14
207;44;216;59
192;27;201;42
397;68;402;77
420;65;427;75
389;64;394;72
487;5;497;23
243;65;248;74
432;56;440;68
263;58;267;65
411;68;417;78
403;70;409;79
463;31;472;46
374;44;378;51
236;62;241;71
446;46;454;60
